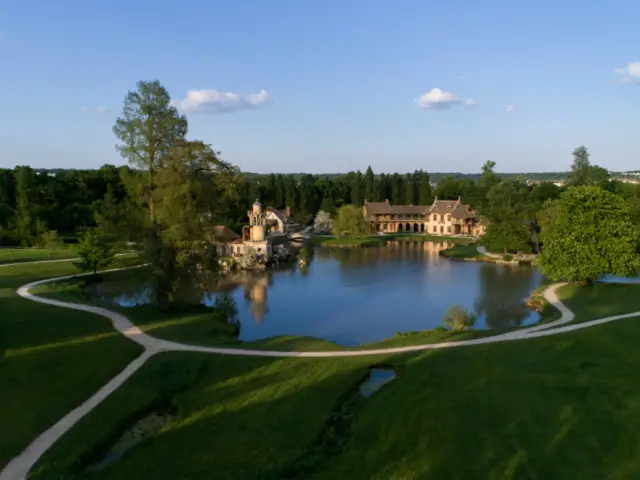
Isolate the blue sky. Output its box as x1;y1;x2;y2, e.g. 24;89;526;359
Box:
0;0;638;173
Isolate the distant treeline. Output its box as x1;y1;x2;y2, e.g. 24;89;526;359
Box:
1;159;638;248
0;164;494;242
242;171;572;183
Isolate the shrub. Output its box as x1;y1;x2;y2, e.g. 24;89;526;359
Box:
74;230;115;276
503;254;513;262
40;230;63;249
313;210;333;233
443;305;477;331
214;292;240;327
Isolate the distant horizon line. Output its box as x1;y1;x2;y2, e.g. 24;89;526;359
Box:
7;166;640;176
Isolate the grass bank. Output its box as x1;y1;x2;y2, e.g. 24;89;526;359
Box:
310;233;474;248
525;284;563;323
439;242;482;260
557;282;640;324
0;257;144;468
30;310;640;479
0;247;78;265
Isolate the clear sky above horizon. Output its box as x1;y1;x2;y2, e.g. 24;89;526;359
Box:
0;1;638;174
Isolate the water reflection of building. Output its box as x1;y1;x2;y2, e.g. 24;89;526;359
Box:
244;276;269;324
217;271;271;325
327;239;451;269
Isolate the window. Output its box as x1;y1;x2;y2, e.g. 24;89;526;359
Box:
447;226;452;233
440;214;444;221
257;248;262;253
440;226;443;233
447;215;451;222
433;214;437;221
433;226;437;232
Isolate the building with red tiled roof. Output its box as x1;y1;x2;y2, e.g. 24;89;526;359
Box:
363;197;484;236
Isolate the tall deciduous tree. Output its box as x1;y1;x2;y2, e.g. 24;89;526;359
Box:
113;80;188;224
333;204;369;238
149;139;239;307
481;180;535;253
567;146;610;187
75;229;115;276
538;186;640;282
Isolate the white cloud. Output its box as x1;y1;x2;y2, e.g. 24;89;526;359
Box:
464;99;477;106
174;88;271;113
417;88;470;109
82;106;108;115
614;61;640;84
506;104;516;112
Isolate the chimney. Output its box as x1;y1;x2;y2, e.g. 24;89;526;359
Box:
285;206;291;217
457;196;462;203
385;198;389;204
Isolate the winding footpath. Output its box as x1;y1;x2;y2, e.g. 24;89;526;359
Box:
3;264;640;479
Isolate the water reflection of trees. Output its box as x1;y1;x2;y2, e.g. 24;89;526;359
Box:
321;241;451;269
474;264;538;329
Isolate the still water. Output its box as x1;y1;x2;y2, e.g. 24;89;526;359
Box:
213;241;544;346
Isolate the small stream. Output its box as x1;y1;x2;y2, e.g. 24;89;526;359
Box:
359;368;397;397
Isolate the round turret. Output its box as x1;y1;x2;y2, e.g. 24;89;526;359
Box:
252;199;262;215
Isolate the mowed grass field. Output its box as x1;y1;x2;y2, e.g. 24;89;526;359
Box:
30;311;640;479
0;247;78;265
0;258;144;468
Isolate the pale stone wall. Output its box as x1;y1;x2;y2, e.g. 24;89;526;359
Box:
369;213;483;236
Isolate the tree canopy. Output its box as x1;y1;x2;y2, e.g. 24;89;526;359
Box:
332;205;369;238
538;186;640;282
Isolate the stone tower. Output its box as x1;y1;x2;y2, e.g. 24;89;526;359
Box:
248;200;266;242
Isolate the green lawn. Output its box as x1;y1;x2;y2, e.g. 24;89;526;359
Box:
310;234;474;248
389;233;474;244
439;242;482;260
0;247;78;265
30;313;640;479
0;258;144;468
557;282;640;323
312;236;386;247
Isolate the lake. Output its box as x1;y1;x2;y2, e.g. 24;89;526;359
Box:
211;240;545;346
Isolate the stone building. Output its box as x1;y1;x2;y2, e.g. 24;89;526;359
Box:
265;206;302;234
212;225;241;256
238;201;272;256
214;201;299;260
363;197;484;236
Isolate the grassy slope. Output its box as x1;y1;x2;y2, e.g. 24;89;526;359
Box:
0;258;144;468
558;282;640;323
439;242;482;260
32;314;640;479
0;247;78;265
311;234;474;248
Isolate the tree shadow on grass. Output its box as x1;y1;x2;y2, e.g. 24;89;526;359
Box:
29;351;415;479
558;282;640;323
0;289;143;468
